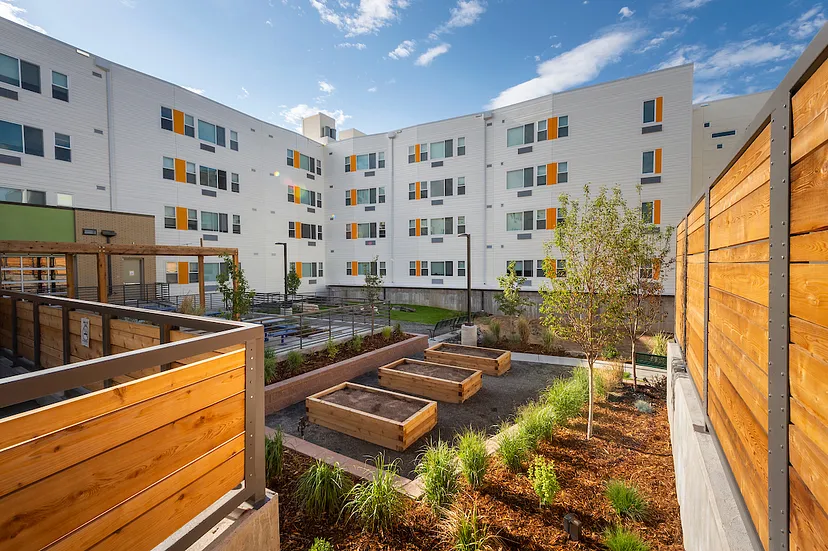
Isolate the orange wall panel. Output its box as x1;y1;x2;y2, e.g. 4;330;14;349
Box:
656;96;664;123
174;158;186;183
548;163;557;185
175;207;187;230
654;200;662;224
173;110;184;134
549;117;558;140
177;262;189;284
655;148;663;173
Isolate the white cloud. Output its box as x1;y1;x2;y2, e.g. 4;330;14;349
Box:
238;87;250;99
309;0;408;36
367;86;377;92
266;19;273;26
786;5;826;40
0;0;46;33
433;0;486;35
619;6;634;19
336;41;367;49
388;39;416;59
656;44;705;69
673;0;712;8
318;80;335;94
693;82;733;103
183;86;205;95
695;40;802;79
551;42;562;48
636;27;681;53
488;29;641;109
280;104;352;131
415;43;451;66
120;0;136;7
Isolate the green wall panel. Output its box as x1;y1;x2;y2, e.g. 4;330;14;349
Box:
0;204;75;242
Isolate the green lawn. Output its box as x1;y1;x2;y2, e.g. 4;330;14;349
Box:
389;304;462;325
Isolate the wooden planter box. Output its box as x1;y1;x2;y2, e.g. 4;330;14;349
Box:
306;382;437;451
378;358;482;403
424;343;511;376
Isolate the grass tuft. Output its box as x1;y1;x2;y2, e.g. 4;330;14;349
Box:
489;320;501;342
517;317;530;344
443;504;498;551
606;479;649;520
285;350;304;376
527;456;560;507
382;326;393;340
264;347;277;384
296;460;352;517
343;454;405;533
649;332;669;356
415;440;461;511
604;525;650;551
455;428;488;489
326;336;339;359
350;334;364;353
515;401;556;450
541;377;585;425
496;424;528;473
265;429;284;482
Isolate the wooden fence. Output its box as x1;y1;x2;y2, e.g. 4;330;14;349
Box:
0;291;265;551
675;25;828;551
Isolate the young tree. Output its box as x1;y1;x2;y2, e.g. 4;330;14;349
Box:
286;267;301;296
363;256;384;333
619;191;674;390
216;255;255;320
539;185;628;439
495;261;532;316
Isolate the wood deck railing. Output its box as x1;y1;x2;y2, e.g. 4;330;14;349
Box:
674;24;828;551
0;290;265;551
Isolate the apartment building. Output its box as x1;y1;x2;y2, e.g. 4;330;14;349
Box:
1;17;744;309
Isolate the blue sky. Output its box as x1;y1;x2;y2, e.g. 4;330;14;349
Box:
2;0;825;134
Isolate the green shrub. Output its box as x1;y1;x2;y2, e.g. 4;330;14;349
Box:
264;347;277;383
541;327;558;354
297;460;352;517
308;538;334;551
623;371;632;380
444;505;497;551
515;401;556;450
496;424;528;472
382;326;393;340
489;320;501;342
517;317;530;345
326;336;339;359
634;400;654;414
650;332;669;356
343;454;405;533
455;428;488;489
350;334;364;353
265;429;284;481
542;378;585;425
285;350;304;375
527;456;560;506
606;479;648;521
602;343;619;359
415;440;460;511
604;525;650;551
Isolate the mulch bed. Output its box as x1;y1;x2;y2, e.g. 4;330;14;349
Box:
266;332;410;385
273;383;682;550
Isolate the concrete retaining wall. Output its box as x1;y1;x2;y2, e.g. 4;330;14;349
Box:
666;343;758;551
264;334;429;414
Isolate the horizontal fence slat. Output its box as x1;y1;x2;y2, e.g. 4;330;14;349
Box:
790;466;828;551
790;316;828;365
709;182;770;251
789;425;828;527
793;54;828;134
790;264;828;328
709;263;769;307
791;140;828;235
791;229;828;261
792;107;828;164
790;343;828;431
709;292;768;372
709;240;769;263
710;124;771;208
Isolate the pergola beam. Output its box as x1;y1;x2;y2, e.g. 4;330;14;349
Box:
0;241;237;257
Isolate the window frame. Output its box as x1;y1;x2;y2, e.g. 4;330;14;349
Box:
20;60;40;94
557;162;568;183
201;211;220;232
162;156;175;180
198;119;217;144
507;123;534;147
642;150;655;174
537;165;547;186
164;206;176;229
184;114;195;137
457;137;466;156
506;211;534;231
537;119;548;141
536;209;546;230
160;106;173;131
187;209;198;230
457;215;466;234
230;130;239;150
458;176;466;195
51;70;69;102
641;201;655;224
643;99;656;124
557;116;569;138
54;132;71;162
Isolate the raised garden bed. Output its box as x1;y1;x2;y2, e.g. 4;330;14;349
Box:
305;382;437;451
378;358;482;403
425;342;511;376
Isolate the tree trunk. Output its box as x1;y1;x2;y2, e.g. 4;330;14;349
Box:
631;339;638;391
587;361;595;440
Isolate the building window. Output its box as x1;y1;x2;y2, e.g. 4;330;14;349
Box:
188;263;200;283
0;53;20;86
24;126;43;156
219;213;228;233
54;133;71;162
537;119;547;141
200;165;218;188
231;172;239;192
216;126;226;147
557;162;568;183
409;261;416;276
357;262;376;276
231;214;241;234
56;193;73;207
419;143;428;162
537;165;547;186
378;186;386;203
556;259;567;278
317;192;323;207
160;106;173;131
186;209;197;230
230;130;239;151
345;156;352;172
218;170;227;190
430;217;453;236
164;206;176;229
507;260;533;278
288;221;295;238
408;183;416;200
347;262;353;275
186;162;197;184
184;114;195;137
0;120;22;153
704;121;710;128
643;100;656;124
507;211;533;231
378;151;385;168
642;201;655;224
356;154;371;170
712;130;737;138
379;261;386;277
716;143;723;149
458;261;466;277
358;223;376;239
317;158;322;176
642;151;655;174
379;221;386;238
49;70;68;101
198;120;217;144
536;209;546;230
536;260;545;278
345;224;352;239
287;149;294;167
0;187;21;202
457;216;466;234
430;179;453;197
201;211;219;232
507;167;533;189
558;116;569;138
639;262;654;279
319;262;324;276
507;123;534;147
20;60;40;93
163;157;175;180
407;145;416;164
457;137;466;156
356;188;377;204
431;261;453;276
165;262;178;284
0;187;43;204
421;261;429;276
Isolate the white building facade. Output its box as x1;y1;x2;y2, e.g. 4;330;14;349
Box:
1;18;726;303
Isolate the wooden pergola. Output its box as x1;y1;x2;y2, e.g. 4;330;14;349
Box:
0;241;239;308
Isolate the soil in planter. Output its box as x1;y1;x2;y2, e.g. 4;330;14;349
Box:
320;386;426;422
391;361;472;382
437;343;504;359
266;332;411;385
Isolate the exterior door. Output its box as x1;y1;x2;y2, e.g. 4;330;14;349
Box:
123;258;143;285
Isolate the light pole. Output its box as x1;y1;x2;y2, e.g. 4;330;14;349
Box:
274;242;288;302
458;233;471;325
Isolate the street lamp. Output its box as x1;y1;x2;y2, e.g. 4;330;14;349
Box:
274;242;288;302
458;233;471;325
